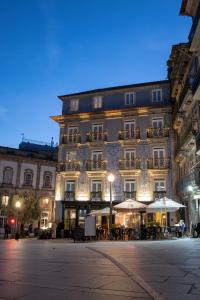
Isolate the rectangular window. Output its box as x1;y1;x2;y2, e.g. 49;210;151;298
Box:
91;180;102;201
92;124;103;141
70;99;79;111
93;96;102;109
68;126;78;143
154;179;166;191
152;89;162;102
152;118;163;128
92;150;103;161
125;92;136;105
40;212;48;229
124;120;135;139
92;180;102;192
66;151;76;161
65;180;75;192
124;179;135;192
153;148;165;168
2;195;9;206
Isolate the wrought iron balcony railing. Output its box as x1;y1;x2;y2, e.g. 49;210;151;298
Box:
153;191;166;200
57;161;80;172
119;159;140;170
84;160;107;171
118;129;140;140
123;191;136;200
192;68;200;95
196;133;200;155
86;132;107;142
61;134;81;144
147;128;169;138
147;158;170;169
64;191;75;201
90;191;102;201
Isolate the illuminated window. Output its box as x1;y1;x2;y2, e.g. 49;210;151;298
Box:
40;212;48;229
70;99;79;111
3;167;13;184
125;92;136;105
2;195;9;206
93;96;102;109
24;169;33;185
152;89;162;102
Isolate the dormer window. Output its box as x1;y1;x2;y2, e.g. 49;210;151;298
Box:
93;96;102;109
70;99;79;111
152;89;162;102
125;92;135;105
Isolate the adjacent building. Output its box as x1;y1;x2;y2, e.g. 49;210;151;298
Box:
52;80;175;231
168;0;200;225
0;140;57;232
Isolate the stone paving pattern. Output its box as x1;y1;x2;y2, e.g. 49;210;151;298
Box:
0;239;199;299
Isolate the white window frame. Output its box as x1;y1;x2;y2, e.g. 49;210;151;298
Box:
125;92;136;105
93;96;103;109
2;195;9;206
40;212;49;229
152;88;162;102
65;180;76;192
66;151;76;161
91;180;102;192
152;118;164;128
154;179;166;191
92;150;103;161
70;99;79;111
124;179;136;192
124;149;136;160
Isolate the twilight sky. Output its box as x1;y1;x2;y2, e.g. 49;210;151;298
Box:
0;0;191;148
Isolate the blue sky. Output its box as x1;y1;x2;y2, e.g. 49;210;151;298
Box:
0;0;191;148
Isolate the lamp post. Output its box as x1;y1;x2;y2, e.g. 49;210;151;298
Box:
15;201;21;239
107;173;115;240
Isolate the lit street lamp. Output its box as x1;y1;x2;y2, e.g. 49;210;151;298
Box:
107;173;115;240
15;201;21;239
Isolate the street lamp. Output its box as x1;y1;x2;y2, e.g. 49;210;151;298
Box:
15;201;21;239
107;173;115;240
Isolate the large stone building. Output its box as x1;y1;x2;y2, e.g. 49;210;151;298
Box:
52;80;175;231
168;0;200;225
0;140;57;233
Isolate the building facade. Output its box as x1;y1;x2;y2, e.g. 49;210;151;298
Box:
52;80;175;231
168;0;200;225
0;141;57;233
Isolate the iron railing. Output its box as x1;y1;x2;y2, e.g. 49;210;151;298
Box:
90;191;102;201
147;128;169;138
118;129;140;140
61;134;81;144
86;132;107;142
57;162;80;172
147;158;170;169
84;160;107;171
119;159;140;169
64;191;75;201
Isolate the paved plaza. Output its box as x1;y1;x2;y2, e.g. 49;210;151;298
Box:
0;239;200;300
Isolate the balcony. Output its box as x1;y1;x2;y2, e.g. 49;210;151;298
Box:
61;134;81;145
90;191;102;201
153;191;166;200
119;159;140;170
84;160;107;171
86;132;107;143
188;5;200;43
196;133;200;155
64;191;75;201
123;191;136;200
57;161;80;172
194;165;200;187
147;158;170;169
118;129;140;140
147;128;169;138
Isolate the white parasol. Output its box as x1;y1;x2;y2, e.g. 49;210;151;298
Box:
89;207;117;216
114;199;147;210
147;197;186;213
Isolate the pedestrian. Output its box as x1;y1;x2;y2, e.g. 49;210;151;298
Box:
178;220;185;237
4;223;9;239
51;223;57;239
196;222;200;238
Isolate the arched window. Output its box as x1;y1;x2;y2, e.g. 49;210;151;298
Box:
24;169;33;185
3;167;13;184
43;172;52;188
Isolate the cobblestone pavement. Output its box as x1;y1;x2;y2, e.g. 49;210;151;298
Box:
0;238;200;300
